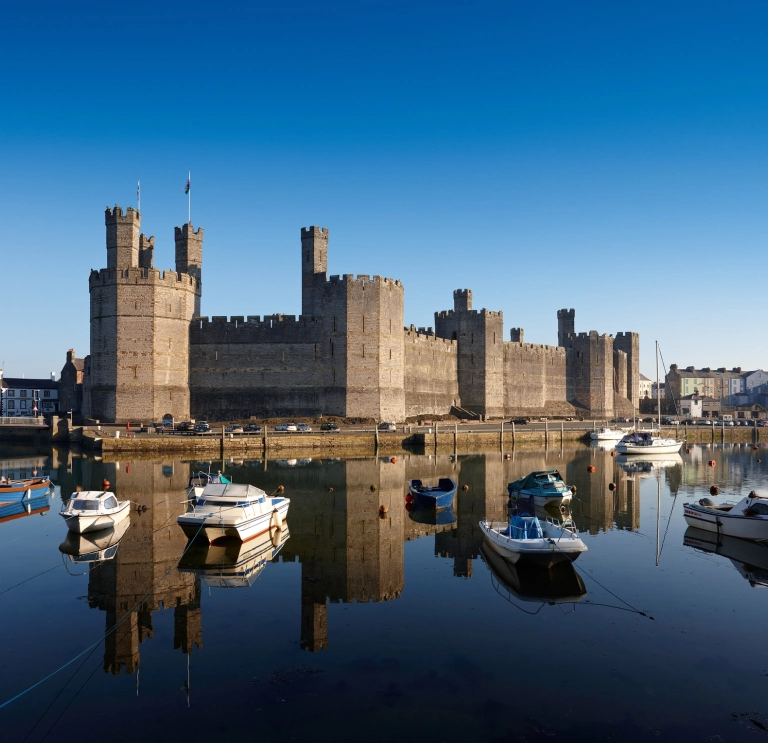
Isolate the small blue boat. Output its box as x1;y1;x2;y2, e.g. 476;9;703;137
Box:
408;478;457;509
0;476;51;502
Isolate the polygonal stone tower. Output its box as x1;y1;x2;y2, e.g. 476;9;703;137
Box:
85;207;202;423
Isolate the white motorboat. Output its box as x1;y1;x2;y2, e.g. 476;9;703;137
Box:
589;427;628;441
507;470;573;508
60;491;131;534
480;498;587;566
58;518;131;563
615;431;682;455
179;525;290;588
177;482;289;543
683;526;768;589
683;492;768;541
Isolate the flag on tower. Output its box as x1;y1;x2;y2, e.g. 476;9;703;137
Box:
137;179;140;211
184;175;190;194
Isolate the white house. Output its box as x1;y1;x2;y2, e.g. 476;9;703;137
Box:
639;374;652;399
745;370;768;398
0;370;59;417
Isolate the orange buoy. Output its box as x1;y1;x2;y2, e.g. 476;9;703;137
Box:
102;479;110;489
379;504;388;514
277;485;285;493
587;465;596;473
610;451;616;457
390;457;397;464
710;485;719;496
462;484;469;491
328;487;334;492
686;448;691;454
708;460;716;467
608;482;616;491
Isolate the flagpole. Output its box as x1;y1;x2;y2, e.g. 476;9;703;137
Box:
137;179;141;213
188;171;191;224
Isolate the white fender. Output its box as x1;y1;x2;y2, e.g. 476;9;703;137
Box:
271;509;283;530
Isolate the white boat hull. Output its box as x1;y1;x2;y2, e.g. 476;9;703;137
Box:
589;429;626;441
615;439;682;455
480;519;587;566
61;500;131;534
684;504;768;540
179;498;290;543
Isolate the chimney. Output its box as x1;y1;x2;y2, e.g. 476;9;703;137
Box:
51;372;56;381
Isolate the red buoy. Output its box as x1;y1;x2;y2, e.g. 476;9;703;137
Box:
708;460;716;467
405;502;413;511
390;457;397;464
710;485;719;495
686;448;691;454
587;465;596;474
405;494;413;503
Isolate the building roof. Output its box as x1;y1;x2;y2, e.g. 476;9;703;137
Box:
639;373;651;381
680;394;717;401
672;367;743;379
1;378;58;390
71;358;85;372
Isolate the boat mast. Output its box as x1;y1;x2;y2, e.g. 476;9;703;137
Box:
656;340;661;431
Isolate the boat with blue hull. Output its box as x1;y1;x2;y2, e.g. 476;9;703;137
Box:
408;478;457;509
0;476;51;501
508;470;572;508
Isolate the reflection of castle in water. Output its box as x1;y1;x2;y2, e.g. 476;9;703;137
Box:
53;447;645;662
84;461;202;675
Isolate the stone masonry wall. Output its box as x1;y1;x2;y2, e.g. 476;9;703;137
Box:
404;330;459;417
503;341;568;414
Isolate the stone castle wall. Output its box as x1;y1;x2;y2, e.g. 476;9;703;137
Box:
403;329;459;417
83;208;641;422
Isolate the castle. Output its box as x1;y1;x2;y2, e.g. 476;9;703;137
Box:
82;206;639;422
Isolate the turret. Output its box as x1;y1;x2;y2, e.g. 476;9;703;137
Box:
557;308;575;347
454;289;472;312
105;206;140;270
301;226;328;316
174;223;204;281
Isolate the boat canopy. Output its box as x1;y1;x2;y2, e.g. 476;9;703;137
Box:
620;432;653;445
189;472;231;488
198;483;267;501
508;470;564;493
502;515;544;540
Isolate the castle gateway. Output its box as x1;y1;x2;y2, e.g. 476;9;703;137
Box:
82;207;639;422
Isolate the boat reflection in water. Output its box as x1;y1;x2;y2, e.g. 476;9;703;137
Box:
406;503;457;527
179;526;290;588
58;517;131;564
0;493;50;525
683;526;768;589
616;452;683;478
480;542;587;613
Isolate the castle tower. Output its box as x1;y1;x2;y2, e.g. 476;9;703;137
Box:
510;328;524;343
87;207;201;422
435;290;504;418
301;226;328;317
557;308;575;347
106;205;140;270
614;332;640;410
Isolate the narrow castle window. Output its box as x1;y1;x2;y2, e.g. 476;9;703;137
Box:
389;349;392;360
362;316;365;332
333;317;337;332
330;340;334;358
362;344;366;358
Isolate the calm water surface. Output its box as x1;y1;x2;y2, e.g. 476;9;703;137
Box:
1;444;767;742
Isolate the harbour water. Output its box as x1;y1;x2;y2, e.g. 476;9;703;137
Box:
1;443;767;741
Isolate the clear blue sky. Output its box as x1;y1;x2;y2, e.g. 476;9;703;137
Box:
2;0;766;380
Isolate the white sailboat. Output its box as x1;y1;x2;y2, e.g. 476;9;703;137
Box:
616;341;682;455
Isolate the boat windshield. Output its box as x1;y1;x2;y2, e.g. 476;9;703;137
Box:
104;496;118;509
71;500;101;511
197;498;257;507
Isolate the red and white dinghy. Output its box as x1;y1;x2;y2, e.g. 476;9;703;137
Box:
684;492;768;541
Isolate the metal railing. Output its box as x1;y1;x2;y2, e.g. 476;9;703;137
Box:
0;417;47;426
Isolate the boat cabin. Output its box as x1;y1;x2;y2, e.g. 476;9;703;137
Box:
68;492;119;512
619;432;653;447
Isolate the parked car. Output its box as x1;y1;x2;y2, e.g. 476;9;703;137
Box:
154;424;165;433
176;421;193;432
511;418;529;425
286;423;298;432
194;422;211;433
297;423;312;432
274;424;288;431
378;422;397;432
245;423;262;432
225;424;244;433
758;421;768;428
320;422;339;431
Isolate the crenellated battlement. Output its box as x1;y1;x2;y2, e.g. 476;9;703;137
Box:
105;205;140;222
191;313;324;345
324;273;403;288
301;226;328;236
404;328;456;349
575;331;613;340
88;267;200;289
174;223;204;239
